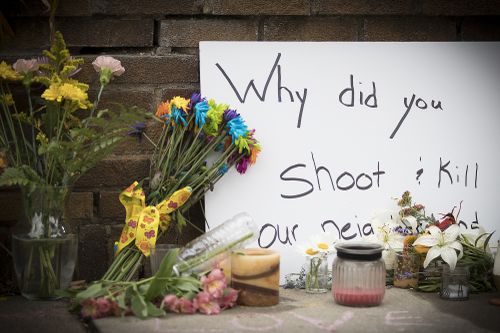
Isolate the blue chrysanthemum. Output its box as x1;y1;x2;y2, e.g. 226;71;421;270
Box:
226;115;248;142
170;105;188;126
194;100;209;128
218;163;229;176
214;141;224;152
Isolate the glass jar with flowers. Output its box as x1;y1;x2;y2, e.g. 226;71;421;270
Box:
297;234;335;293
0;32;143;299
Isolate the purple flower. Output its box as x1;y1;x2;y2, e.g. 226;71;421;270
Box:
188;92;202;110
37;56;82;78
223;109;239;122
127;121;145;142
236;156;250;174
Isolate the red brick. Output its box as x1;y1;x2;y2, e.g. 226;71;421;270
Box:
92;0;203;15
78;55;199;85
75;155;150;189
364;16;457;41
263;17;358;41
204;0;310;15
0;190;22;224
99;191;125;220
1;18;153;52
88;86;156;112
158;85;201;102
312;0;415;15
77;224;110;281
4;0;91;17
462;17;500;40
422;0;500;16
68;192;93;220
160;19;258;48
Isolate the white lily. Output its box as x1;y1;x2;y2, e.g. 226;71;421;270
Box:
413;224;463;271
369;210;404;250
369;210;404;269
401;215;418;233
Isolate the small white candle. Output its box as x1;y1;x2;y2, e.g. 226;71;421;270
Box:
444;283;469;299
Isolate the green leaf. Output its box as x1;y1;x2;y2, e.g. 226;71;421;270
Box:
131;294;148;319
116;293;127;310
144;248;179;301
483;231;495;251
54;288;79;298
176;210;186;234
146;302;165;317
172;278;201;293
0;166;41;188
75;282;104;301
96;109;110;118
474;232;489;247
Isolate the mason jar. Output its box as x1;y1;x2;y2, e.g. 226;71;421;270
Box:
332;242;385;307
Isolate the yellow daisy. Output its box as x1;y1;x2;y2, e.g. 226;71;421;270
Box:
0;61;21;81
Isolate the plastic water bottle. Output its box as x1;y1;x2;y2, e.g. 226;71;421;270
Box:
172;212;258;276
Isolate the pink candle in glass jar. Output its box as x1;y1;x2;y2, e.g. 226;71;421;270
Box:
332;242;386;307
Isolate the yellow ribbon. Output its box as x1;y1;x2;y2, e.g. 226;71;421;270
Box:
116;181;192;257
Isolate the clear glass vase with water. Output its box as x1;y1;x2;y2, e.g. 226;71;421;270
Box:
12;185;77;299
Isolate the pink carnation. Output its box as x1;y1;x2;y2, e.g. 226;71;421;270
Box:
13;59;39;74
178;297;197;314
201;268;227;299
219;287;239;309
96;297;112;315
195;291;220;315
81;299;99;318
162;294;181;313
92;56;125;76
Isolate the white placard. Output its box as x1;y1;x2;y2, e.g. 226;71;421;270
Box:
200;42;500;280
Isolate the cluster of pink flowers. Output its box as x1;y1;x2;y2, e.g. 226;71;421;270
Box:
80;297;123;319
162;269;238;315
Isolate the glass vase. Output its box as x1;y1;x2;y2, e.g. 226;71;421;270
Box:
393;251;421;289
305;253;329;293
440;265;470;300
11;185;77;300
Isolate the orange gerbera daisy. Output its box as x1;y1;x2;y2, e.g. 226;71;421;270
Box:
156;101;169;118
249;145;261;165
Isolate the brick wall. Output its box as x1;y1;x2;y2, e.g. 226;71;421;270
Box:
1;0;499;286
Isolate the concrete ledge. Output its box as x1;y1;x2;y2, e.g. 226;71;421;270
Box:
93;287;500;333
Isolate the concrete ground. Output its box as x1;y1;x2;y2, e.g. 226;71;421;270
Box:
1;288;499;333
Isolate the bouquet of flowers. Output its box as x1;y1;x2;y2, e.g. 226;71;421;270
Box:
74;249;238;319
371;191;495;292
101;93;261;282
0;31;143;298
68;94;261;318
